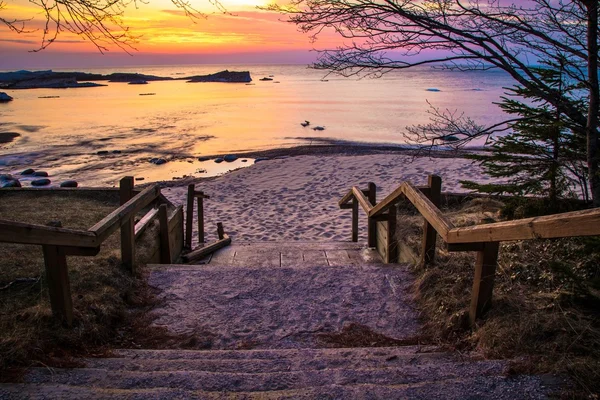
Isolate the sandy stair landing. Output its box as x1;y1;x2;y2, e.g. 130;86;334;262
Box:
148;241;419;349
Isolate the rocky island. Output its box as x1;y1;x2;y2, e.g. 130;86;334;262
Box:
0;69;252;89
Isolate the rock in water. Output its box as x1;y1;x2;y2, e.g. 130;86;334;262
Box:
150;158;167;165
254;157;269;163
60;180;78;188
214;158;224;163
186;70;252;83
223;154;238;162
198;156;211;161
31;178;51;186
0;92;13;102
21;168;35;175
33;171;49;177
426;88;441;92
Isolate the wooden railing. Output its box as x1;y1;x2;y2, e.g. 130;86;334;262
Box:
0;177;178;326
340;175;600;325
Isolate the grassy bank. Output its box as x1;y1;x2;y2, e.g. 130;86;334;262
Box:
0;191;163;376
397;196;600;397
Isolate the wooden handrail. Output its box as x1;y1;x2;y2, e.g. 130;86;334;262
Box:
400;182;454;239
447;207;600;243
0;219;98;247
352;186;373;213
89;184;161;242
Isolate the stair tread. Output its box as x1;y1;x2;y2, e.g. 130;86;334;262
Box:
0;375;552;399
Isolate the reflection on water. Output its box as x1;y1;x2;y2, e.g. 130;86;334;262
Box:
0;64;514;186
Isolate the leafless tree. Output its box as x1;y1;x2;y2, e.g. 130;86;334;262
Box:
0;0;224;53
269;0;600;205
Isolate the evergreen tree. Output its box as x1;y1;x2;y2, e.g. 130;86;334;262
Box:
461;61;588;208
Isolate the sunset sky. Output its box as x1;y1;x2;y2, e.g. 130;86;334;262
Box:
0;0;334;68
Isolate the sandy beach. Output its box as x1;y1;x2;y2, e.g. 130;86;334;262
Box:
162;153;487;246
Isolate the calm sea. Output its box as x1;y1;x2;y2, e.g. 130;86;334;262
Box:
0;64;515;186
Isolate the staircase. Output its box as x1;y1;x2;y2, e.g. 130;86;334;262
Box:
0;242;557;399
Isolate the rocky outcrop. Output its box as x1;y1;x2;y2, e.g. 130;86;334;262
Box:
0;69;253;89
0;92;13;102
186;70;252;83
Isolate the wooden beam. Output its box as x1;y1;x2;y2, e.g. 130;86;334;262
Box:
386;205;398;263
193;191;210;199
369;184;405;218
134;208;159;240
89;184;160;242
158;204;172;264
0;220;97;247
447;207;600;244
338;189;355;208
185;184;194;249
42;245;73;326
399;182;453;240
197;193;205;244
421;175;442;265
469;242;500;325
182;234;231;263
352;198;359;242
352;186;373;213
217;222;225;240
367;182;377;248
119;177;135;273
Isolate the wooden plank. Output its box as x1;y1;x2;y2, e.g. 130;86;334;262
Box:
448;207;600;243
400;182;453;240
352;186;373;213
338;189;355;207
469;242;500;325
119;177;135;273
325;250;351;267
0;220;97;247
134;208;159;240
185;184;194;249
421;175;442;265
158;204;172;264
193;191;210;199
169;206;184;262
182;234;232;263
367;182;377;248
217;222;225;240
398;241;419;265
89;184;160;242
387;205;398;263
376;221;387;262
197;195;205;244
42;245;73;326
352;198;359;242
369;184;405;218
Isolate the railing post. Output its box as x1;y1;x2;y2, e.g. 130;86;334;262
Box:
387;205;398;263
367;182;377;248
185;184;195;249
159;204;172;264
42;244;73;326
119;176;135;273
469;241;500;325
421;175;442;266
197;191;205;244
352;198;359;242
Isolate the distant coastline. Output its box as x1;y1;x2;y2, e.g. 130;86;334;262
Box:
0;69;252;89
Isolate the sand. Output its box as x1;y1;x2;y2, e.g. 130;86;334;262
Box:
162;154;488;246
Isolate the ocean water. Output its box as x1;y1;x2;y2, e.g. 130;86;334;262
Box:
0;64;515;186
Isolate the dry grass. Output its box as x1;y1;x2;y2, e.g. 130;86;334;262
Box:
398;196;600;397
0;190;168;377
